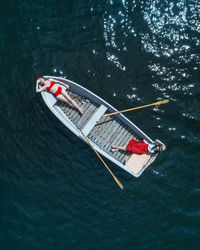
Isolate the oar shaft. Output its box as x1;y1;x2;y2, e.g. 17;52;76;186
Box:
104;103;152;117
103;100;169;117
82;132;123;190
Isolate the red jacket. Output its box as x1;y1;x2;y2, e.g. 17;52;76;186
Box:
126;139;149;154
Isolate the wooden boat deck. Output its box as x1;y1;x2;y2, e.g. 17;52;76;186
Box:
55;90;143;165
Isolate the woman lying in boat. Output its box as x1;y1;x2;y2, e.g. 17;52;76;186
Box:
36;76;85;115
111;139;166;155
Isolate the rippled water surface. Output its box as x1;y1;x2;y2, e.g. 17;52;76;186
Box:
1;0;200;249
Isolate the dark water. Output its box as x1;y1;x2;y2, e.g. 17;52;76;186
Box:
1;0;200;249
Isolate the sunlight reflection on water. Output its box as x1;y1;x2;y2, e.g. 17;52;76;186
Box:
142;0;200;63
103;0;200;75
103;1;137;71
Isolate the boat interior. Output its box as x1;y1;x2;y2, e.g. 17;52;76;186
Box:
54;89;147;168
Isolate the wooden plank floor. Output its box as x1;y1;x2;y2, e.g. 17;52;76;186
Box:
87;116;142;164
55;90;142;164
55;91;98;131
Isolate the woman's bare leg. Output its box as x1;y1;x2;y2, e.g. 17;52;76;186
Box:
56;95;74;107
111;145;127;152
61;90;85;115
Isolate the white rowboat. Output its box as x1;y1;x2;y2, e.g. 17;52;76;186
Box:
41;76;160;177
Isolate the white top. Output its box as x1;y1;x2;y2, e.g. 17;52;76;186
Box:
144;140;157;154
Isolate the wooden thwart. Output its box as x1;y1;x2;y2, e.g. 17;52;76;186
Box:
81;104;107;136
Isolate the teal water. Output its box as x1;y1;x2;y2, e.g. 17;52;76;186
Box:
1;0;200;249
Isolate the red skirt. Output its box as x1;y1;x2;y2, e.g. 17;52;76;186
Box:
126;139;148;155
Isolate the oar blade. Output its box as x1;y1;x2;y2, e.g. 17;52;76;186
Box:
155;99;169;105
115;178;124;189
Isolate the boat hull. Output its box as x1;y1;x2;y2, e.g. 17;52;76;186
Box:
41;76;158;177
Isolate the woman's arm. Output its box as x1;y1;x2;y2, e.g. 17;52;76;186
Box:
36;81;46;92
36;86;46;93
50;78;69;89
35;80;40;92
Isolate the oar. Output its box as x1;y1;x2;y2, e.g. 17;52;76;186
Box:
81;132;123;190
103;99;169;118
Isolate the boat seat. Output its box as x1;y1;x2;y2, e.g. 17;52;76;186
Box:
81;104;107;136
125;154;151;176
